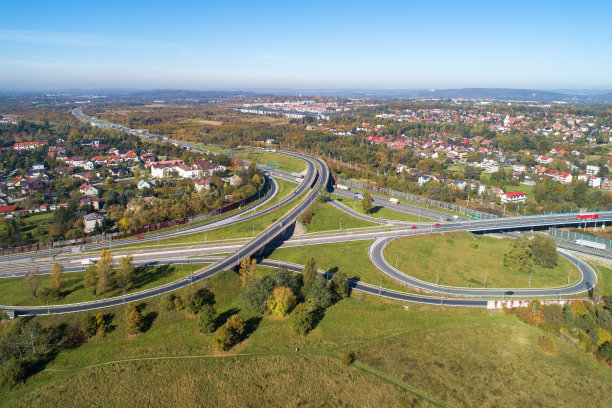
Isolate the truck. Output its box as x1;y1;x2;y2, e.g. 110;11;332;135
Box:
577;213;599;220
81;258;95;266
575;239;606;250
389;198;399;204
336;184;350;191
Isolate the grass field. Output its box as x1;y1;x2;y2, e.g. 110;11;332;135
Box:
593;264;612;294
342;182;466;218
0;263;207;306
303;201;377;232
1;269;610;407
384;231;576;288
244;177;297;216
268;240;408;292
234;151;307;174
334;195;423;222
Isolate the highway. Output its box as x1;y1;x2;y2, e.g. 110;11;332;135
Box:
0;108;607;316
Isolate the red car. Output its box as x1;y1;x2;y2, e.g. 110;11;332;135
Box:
434;223;441;227
411;226;417;229
136;236;144;240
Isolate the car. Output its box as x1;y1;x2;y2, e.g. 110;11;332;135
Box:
504;291;514;296
434;223;441;227
411;226;417;229
136;236;143;240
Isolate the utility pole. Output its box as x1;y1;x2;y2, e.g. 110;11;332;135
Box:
483;273;487;288
529;273;532;288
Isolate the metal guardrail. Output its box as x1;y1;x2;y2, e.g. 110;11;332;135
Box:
335;177;498;219
549;226;612;250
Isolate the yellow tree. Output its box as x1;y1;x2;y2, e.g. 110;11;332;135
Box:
50;262;64;294
239;256;256;286
97;249;114;294
267;286;296;317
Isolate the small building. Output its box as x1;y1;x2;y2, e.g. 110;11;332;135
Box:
194;179;211;192
500;191;526;203
137;180;152;190
79;183;98;197
83;213;105;233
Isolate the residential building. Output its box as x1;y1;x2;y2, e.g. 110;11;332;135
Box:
83;213;105;233
79;183;98;197
500;191;526;203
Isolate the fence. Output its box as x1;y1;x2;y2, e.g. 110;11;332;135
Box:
334;177;498;220
548;227;612;250
0;180;270;256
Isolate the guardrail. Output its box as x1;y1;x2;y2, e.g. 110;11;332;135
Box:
549;226;612;250
334;177;498;219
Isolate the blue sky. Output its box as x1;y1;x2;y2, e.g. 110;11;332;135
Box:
1;0;611;90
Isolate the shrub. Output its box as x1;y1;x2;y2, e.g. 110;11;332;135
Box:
82;314;98;338
300;208;314;224
342;351;356;366
330;271;350;300
267;286;296;317
303;276;333;309
538;336;557;354
198;304;217;334
0;359;28;389
240;276;275;314
215;314;245;351
291;303;314;336
126;308;144;335
187;287;214;314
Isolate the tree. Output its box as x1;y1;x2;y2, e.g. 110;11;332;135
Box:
330;270;350;300
215;314;245;351
303;276;333;309
198;304;217;334
530;235;557;268
50;262;64;295
239;256;257;286
291;303;314;335
126;308;144;335
504;238;533;273
24;267;39;298
302;257;317;284
187;287;214;314
267;286;297;317
361;192;373;214
317;186;330;203
84;263;98;294
116;254;135;293
96;249;114;294
240;276;275;314
271;268;302;295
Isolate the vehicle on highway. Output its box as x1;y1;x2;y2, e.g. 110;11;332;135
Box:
575;239;606;250
81;258;95;266
136;236;144;240
577;213;598;220
504;291;514;296
389;198;399;204
336;184;350;191
355;192;363;200
411;226;417;229
434;223;441;227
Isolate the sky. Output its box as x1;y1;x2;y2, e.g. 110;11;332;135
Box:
1;0;611;91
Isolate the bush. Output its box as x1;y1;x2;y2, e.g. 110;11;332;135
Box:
0;359;28;389
215;314;245;351
187;287;214;314
271;268;302;295
303;276;333;309
538;336;557;354
598;341;612;363
198;304;217;334
291;303;314;336
300;208;314;224
330;271;350;300
267;286;297;317
126;308;144;335
240;276;275;314
342;351;356;366
82;314;98;338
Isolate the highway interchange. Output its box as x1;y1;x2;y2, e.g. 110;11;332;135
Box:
0;109;610;316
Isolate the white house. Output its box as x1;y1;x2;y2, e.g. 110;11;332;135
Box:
500;191;526;203
137;180;152;190
83;213;105;233
578;174;601;188
537;155;553;165
194;179;211;192
83;160;95;171
418;175;432;185
175;164;202;179
78;183;98;197
513;164;527;173
150;163;175;178
586;165;600;176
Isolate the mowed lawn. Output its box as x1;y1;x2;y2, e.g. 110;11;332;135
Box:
334;196;424;223
303;201;377;232
269;240;410;292
384;231;576;288
2;269;610;408
234;150;307;174
0;264;207;306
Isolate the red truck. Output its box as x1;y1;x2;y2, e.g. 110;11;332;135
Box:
577;213;599;220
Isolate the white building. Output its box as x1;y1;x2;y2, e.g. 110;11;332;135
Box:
586;165;600;176
83;213;105;233
500;191;526;203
